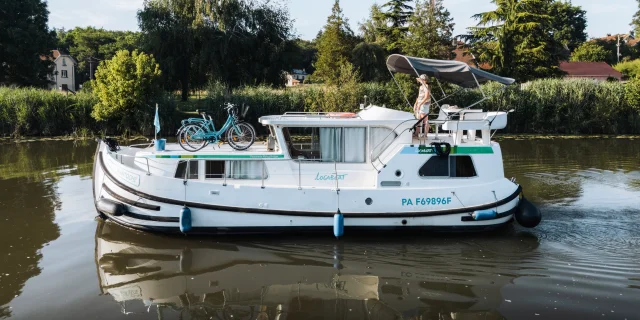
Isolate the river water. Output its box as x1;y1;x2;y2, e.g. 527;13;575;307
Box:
0;138;639;320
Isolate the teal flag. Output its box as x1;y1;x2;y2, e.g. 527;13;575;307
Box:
153;104;160;135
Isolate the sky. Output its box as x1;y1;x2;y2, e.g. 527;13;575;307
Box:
48;0;637;40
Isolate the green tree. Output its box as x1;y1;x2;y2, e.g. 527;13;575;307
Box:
352;42;388;82
632;0;640;36
313;0;355;84
380;0;413;53
289;39;318;74
57;27;141;83
570;42;609;62
138;0;199;101
92;50;162;127
402;0;454;59
466;0;561;81
549;1;587;54
139;0;293;99
0;0;56;86
359;5;389;45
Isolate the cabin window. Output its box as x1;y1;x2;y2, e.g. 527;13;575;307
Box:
205;160;267;180
282;127;365;163
450;156;477;178
370;127;397;160
227;161;267;179
418;156;477;178
61;70;68;78
175;160;199;179
205;160;225;179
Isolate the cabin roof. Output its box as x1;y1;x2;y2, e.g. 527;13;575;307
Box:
259;106;415;126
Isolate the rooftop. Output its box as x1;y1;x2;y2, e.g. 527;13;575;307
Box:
559;61;623;80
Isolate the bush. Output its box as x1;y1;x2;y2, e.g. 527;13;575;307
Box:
614;59;640;79
92;50;162;130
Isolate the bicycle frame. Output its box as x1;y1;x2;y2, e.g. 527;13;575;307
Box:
190;114;241;142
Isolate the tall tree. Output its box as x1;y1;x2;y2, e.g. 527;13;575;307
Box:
289;39;317;74
0;0;56;86
466;0;561;81
352;42;388;82
57;27;141;83
632;0;640;36
313;0;355;84
549;1;587;55
138;0;199;101
380;0;413;53
139;0;293;99
359;4;389;45
402;0;454;60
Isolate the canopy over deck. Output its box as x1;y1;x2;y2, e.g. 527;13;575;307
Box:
386;54;515;88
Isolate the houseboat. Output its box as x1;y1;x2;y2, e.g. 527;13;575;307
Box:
92;55;541;235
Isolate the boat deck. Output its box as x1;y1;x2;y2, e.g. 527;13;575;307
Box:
131;141;282;159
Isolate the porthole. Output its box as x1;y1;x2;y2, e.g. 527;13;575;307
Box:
395;170;403;178
365;198;373;205
402;219;407;225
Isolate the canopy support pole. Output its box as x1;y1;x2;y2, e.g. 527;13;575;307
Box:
433;87;465;106
472;72;486;98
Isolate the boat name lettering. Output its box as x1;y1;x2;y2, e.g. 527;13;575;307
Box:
402;197;452;206
116;167;140;186
315;173;348;181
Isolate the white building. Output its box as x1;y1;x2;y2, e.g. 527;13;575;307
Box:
285;69;308;86
44;50;77;91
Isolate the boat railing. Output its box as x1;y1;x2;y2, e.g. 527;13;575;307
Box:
107;150;157;176
106;148;347;190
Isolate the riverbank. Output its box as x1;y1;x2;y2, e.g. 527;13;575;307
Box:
2;78;640;137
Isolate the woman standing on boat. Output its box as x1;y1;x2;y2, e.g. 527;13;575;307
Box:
414;74;430;135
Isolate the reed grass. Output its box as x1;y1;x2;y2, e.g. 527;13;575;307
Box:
1;78;639;137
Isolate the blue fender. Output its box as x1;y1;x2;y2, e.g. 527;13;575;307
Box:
180;206;192;233
333;211;344;238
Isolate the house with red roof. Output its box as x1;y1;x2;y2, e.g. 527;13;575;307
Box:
558;61;623;81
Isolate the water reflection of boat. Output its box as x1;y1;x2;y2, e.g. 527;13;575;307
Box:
96;220;540;319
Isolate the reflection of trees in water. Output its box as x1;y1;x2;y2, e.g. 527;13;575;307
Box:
501;138;640;203
0;140;95;181
0;179;60;317
0;141;96;317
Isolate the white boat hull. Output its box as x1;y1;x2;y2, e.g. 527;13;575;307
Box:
93;141;521;234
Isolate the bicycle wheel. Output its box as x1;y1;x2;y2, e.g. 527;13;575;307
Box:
179;124;207;152
226;122;255;151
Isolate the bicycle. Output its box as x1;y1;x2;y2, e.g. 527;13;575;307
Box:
178;103;256;152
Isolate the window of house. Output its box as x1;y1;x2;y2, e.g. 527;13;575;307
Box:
370;127;397;160
419;156;477;178
282;127;366;163
61;70;68;78
62;58;67;66
175;160;199;179
205;160;267;180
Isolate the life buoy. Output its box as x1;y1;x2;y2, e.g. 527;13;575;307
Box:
327;112;357;118
430;142;451;156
